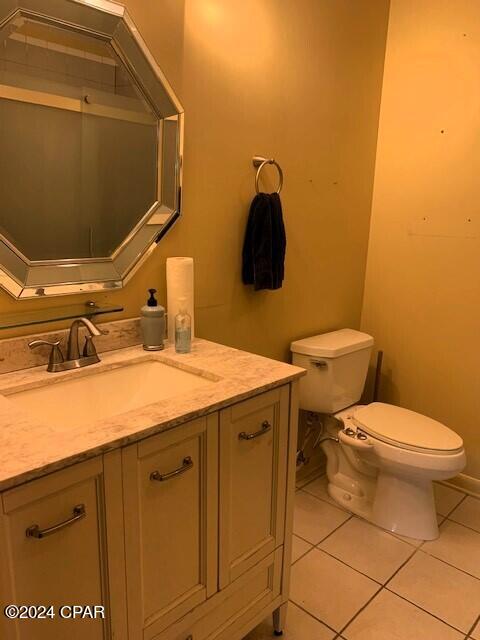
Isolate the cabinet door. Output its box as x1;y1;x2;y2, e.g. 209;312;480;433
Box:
219;385;290;588
0;457;113;640
122;415;218;639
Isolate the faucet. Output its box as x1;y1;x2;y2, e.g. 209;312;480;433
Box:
29;317;108;372
67;317;104;361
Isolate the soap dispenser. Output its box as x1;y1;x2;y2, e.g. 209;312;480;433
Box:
175;297;192;354
141;288;165;351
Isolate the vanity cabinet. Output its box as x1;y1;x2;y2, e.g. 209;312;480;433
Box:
0;456;119;640
122;415;218;639
219;386;289;588
0;382;298;640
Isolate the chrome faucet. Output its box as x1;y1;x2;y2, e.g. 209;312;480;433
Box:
29;317;108;372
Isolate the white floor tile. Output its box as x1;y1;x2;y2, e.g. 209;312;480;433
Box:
293;491;350;544
290;548;379;632
388;551;480;633
434;483;466;516
292;535;313;564
449;496;480;533
243;602;335;640
319;517;414;583
302;475;347;509
343;589;464;640
423;520;480;579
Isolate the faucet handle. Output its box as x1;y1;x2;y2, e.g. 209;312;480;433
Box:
28;340;65;372
82;317;109;337
83;335;100;358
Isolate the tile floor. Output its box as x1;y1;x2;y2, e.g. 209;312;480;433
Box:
244;474;480;640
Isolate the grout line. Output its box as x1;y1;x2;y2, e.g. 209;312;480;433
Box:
291;513;352;552
314;515;353;545
443;492;468;517
445;515;480;537
291;544;315;566
466;613;480;638
298;486;349;515
300;474;351;509
383;587;474;636
419;546;480;582
288;599;340;636
337;584;383;636
291;531;317;545
382;545;420;589
313;547;383;586
301;484;351;512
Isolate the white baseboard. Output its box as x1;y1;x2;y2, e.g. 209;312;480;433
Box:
441;473;480;498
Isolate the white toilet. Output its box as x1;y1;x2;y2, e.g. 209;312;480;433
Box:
291;329;466;540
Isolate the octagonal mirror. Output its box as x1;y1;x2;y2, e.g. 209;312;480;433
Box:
0;0;183;298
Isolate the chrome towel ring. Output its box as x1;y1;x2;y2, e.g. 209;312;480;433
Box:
252;155;284;194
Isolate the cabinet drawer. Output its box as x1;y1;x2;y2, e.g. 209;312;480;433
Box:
123;415;218;640
154;547;283;640
0;458;109;640
219;386;290;587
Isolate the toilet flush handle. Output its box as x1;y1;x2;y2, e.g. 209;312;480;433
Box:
310;359;327;369
338;429;374;451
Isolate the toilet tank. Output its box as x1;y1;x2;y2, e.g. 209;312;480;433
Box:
290;329;374;414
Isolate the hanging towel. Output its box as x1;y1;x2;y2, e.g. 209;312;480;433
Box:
242;192;286;290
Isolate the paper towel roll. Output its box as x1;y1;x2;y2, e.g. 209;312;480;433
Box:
166;257;195;341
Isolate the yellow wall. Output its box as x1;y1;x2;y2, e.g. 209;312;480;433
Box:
0;0;390;364
361;0;480;478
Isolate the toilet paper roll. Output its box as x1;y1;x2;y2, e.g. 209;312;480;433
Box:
166;257;195;342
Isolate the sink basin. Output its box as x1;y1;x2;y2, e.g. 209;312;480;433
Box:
5;359;216;428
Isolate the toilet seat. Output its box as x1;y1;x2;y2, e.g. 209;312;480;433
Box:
351;402;463;454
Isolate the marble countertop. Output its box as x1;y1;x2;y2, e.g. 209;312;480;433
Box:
0;339;305;492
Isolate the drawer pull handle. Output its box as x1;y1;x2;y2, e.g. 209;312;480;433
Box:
150;457;194;482
239;420;272;440
26;504;86;539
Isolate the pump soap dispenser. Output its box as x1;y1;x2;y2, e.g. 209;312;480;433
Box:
141;289;166;351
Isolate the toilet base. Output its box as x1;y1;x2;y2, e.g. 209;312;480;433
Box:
372;470;439;540
328;483;373;521
327;473;439;541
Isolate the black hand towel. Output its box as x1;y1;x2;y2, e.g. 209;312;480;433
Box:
242;192;286;290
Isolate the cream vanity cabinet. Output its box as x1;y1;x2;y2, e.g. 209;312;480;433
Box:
0;454;126;640
122;415;219;639
218;386;289;588
0;383;297;640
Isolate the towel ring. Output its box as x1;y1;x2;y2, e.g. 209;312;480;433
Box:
253;156;283;195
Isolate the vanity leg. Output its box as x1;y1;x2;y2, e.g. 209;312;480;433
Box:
272;602;288;636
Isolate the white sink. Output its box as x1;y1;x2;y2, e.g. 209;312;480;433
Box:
6;359;216;428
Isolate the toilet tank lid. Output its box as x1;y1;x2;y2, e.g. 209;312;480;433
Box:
290;329;374;358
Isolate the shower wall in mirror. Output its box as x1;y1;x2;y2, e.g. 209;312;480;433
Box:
0;0;183;298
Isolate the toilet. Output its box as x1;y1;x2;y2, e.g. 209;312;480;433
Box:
291;329;466;541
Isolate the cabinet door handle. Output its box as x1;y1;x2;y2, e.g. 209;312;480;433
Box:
150;456;194;482
238;420;272;440
26;504;86;539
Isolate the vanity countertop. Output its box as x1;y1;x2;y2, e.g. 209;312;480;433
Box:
0;339;305;492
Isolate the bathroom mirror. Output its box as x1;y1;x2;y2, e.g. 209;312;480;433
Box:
0;0;183;298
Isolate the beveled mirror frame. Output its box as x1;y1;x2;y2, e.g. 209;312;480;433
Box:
0;0;183;299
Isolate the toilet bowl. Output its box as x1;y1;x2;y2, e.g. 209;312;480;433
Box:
329;403;465;540
291;329;466;541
